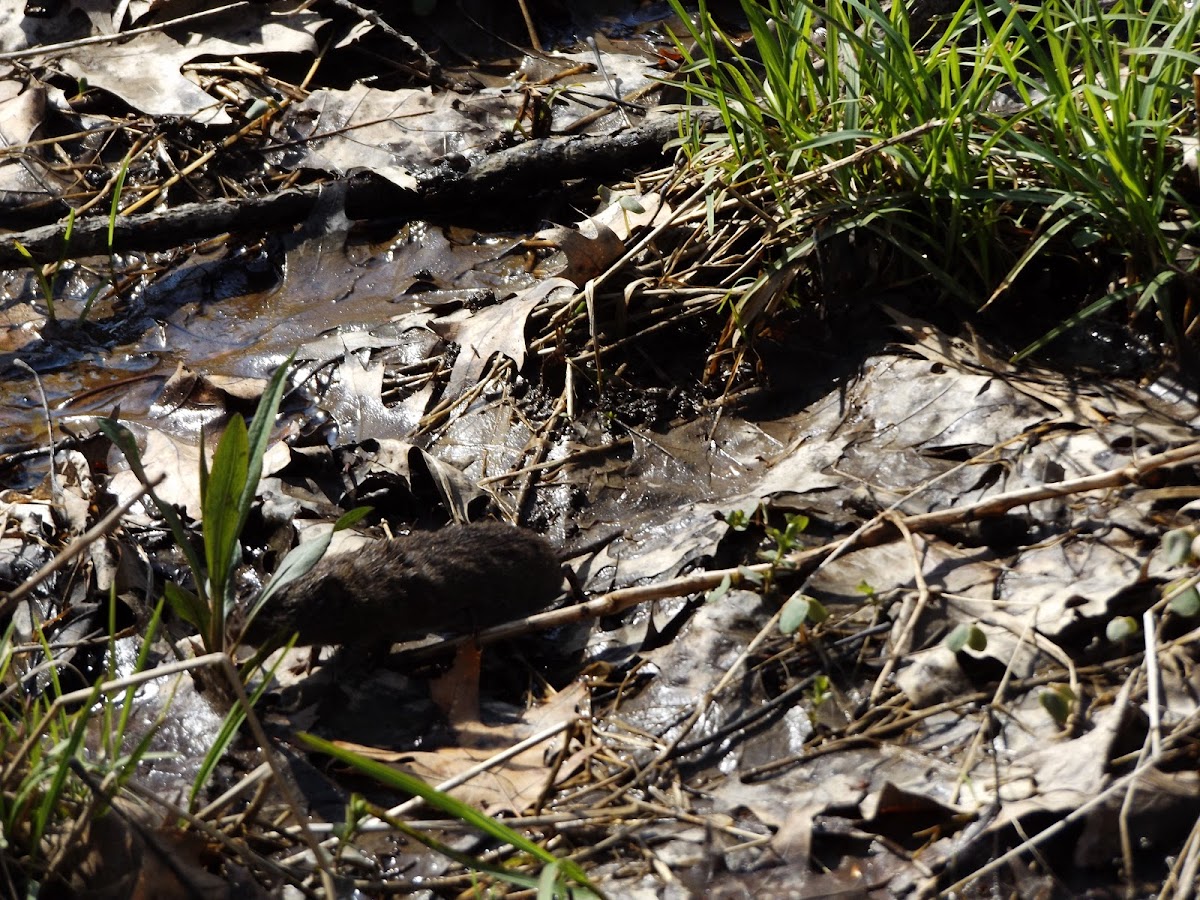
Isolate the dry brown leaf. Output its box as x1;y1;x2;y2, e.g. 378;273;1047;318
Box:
334;681;587;815
58;3;324;124
428;642;483;725
532;222;625;286
434;276;575;403
270;83;523;186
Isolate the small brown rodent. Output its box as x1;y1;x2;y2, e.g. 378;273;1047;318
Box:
243;522;563;648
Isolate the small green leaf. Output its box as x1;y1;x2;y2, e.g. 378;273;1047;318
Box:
1168;586;1200;617
1106;616;1139;642
334;506;374;531
945;623;987;653
163;581;208;633
204;415;249;604
724;509;750;531
249;533;334;625
738;565;764;586
245;97;276;120
1161;528;1195;566
810;673;831;704
1039;685;1075;726
786;513;810;534
945;624;970;652
618;195;646;214
780;593;810;634
780;592;825;633
536;860;565;900
107;157;128;250
237;355;294;543
705;573;732;604
805;597;830;624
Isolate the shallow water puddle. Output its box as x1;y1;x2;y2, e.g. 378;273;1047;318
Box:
0;219;539;467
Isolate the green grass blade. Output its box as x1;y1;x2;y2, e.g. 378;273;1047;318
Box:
203;413;249;630
236;355;294;554
298;732;596;891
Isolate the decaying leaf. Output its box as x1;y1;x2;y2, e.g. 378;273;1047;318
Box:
57;3;325;124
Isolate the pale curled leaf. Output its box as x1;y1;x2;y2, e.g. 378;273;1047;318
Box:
1105;616;1139;642
945;623;987;653
1168;586;1200;617
1161;527;1194;566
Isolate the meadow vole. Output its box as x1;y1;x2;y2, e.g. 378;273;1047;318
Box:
243;522;563;647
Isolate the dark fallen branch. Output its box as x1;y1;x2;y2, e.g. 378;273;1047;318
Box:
0;110;720;267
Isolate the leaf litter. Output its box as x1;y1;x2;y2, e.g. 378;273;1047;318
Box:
1;2;1200;897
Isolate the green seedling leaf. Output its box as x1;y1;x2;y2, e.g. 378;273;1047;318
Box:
14;240;56;321
805;597;829;624
1161;527;1195;566
944;624;969;652
204;415;249;606
245;97;276;120
738;565;764;586
945;623;987;653
705;572;732;604
966;626;987;652
780;593;830;634
251;535;330;619
1168;586;1200;618
1106;616;1139;642
298;732;596;892
785;513;809;535
163;581;207;632
108;156;129;251
333;505;374;531
724;508;750;531
230;355;294;554
618;195;646;214
1039;685;1075;726
810;674;831;706
780;593;810;634
767;513;811;557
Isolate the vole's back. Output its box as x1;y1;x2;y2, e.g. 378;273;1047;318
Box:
245;522;563;647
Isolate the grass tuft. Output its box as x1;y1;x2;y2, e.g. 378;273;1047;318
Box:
666;0;1200;357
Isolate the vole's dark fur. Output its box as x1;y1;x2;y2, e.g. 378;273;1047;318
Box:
244;522;563;648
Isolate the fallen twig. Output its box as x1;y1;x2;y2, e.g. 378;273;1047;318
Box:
457;438;1200;650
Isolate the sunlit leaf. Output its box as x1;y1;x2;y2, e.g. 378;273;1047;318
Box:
1106;616;1139;642
204;415;249;604
237;354;294;542
1039;686;1075;726
780;592;811;634
945;623;987;653
163;581;207;632
1168;586;1200;617
1161;527;1194;566
705;572;733;604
